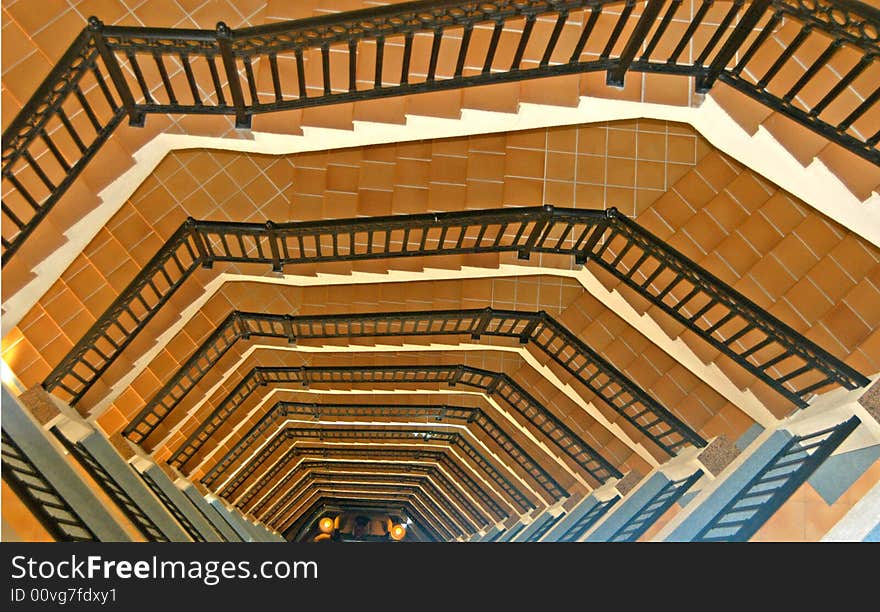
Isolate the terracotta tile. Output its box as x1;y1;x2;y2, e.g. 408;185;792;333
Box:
844;280;880;329
574;183;605;208
467;152;505;182
758;193;806;235
649;190;695;229
822;302;871;350
636;131;666;161
667;134;696;165
606;157;635;186
31;9;86;63
772;234;820;279
819;143;880;200
709;83;773;134
636;160;665;190
643;72;690;107
607;129;636;158
674;171;717;209
807;257;856;304
546;151;576;182
577;126;609;155
738;213;783;255
829;237;880;282
761;113;829;167
576;154;606;185
784;278;834;325
504;148;545;179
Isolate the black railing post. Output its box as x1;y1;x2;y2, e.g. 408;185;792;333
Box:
470;307;494;340
266;220;282;272
448;365;465;387
88;17;145;127
518;204;554;260
216;22;252;129
186;217;213;268
695;0;772;92
518;314;542;344
485;373;502;395
284;314;297;346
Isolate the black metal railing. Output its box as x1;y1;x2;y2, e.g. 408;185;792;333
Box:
693;415;860;542
129;306;701;463
136;469;204;542
45;207;869;422
217;425;537;514
4;1;879;267
241;446;508;523
607;469;703;541
260;468;476;535
273;478;464;538
162;363;625;483
200;400;566;503
51;428;169;542
554;494;619;541
261;459;490;529
0;429;98;542
522;511;566;541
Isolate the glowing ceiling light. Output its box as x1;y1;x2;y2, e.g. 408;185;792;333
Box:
318;517;335;534
389;523;407;541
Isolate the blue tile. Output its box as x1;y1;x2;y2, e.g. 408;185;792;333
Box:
677;490;699;508
735;423;765;452
864;522;880;542
808;444;880;505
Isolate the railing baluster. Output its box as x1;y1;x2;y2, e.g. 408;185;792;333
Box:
295;48;307;99
348;41;358;92
694;0;745;68
732;10;783;75
511;14;536;70
242;56;259;105
483;20;504;73
809;54;873;117
570;5;601;62
374;35;385;87
600;0;635;60
455;24;472;77
607;0;664;86
641;0;682;62
180;53;202;105
206;54;226;106
152;51;177;104
89;17;144;126
400;31;414;84
783;39;842;102
540;10;568;67
56;108;87;152
216;22;251;128
838;86;880;131
39;130;71;171
756;26;812;90
125;51;154;104
428;27;443;81
668;0;714;65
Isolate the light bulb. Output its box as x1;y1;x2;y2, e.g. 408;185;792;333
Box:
390;523;406;541
318;517;335;534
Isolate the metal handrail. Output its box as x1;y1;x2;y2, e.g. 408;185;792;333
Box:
200;400;568;503
3;0;878;266
44;207;869;424
219;424;538;515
